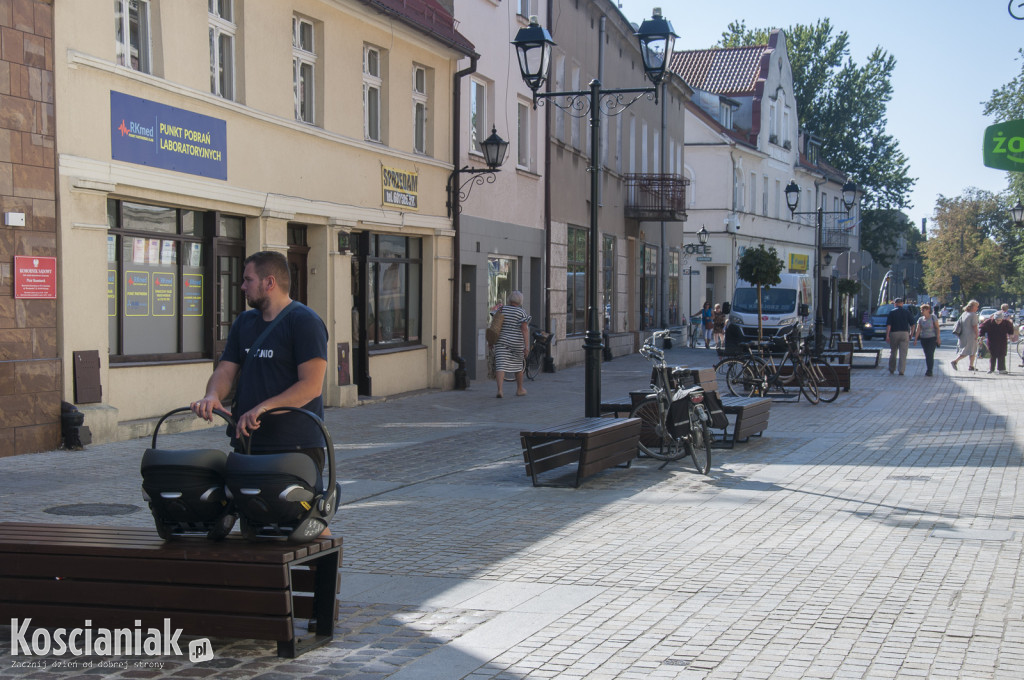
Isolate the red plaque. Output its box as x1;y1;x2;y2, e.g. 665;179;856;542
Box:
14;256;57;299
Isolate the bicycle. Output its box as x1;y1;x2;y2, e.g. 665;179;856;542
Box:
723;323;821;404
524;327;551;380
628;329;712;474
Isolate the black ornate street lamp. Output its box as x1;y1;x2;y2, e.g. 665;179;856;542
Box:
1010;200;1024;225
446;127;509;217
785;179;857;350
513;10;676;418
697;224;709;245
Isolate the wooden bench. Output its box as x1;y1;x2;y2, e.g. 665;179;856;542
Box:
521;417;641;487
839;338;881;368
818;351;852;391
0;522;341;658
686;367;770;448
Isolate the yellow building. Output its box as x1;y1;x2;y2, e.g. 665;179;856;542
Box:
54;0;473;444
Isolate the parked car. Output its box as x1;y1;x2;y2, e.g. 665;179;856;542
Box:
978;307;999;324
861;303;921;340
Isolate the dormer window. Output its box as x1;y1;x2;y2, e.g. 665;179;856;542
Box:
719;101;733;129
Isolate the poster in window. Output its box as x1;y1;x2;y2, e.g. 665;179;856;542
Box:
153;272;175;316
125;271;150;316
108;269;117;316
107;235;117;263
189;243;202;268
183;274;203;316
147;239;160;264
132;238;147;264
161;240;175;265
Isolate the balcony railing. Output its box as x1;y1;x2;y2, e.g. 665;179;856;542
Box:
624;173;688;221
822;228;851;250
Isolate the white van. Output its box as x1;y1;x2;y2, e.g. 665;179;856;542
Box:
729;273;813;340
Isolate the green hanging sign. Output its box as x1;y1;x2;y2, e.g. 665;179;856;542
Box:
983;119;1024;171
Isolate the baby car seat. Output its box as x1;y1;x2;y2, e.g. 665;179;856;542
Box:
140;407;237;541
223;407;340;543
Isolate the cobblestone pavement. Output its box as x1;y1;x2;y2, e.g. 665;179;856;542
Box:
3;330;1024;678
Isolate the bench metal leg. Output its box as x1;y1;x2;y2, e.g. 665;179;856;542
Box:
280;547;341;658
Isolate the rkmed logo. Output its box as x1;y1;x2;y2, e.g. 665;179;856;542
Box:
10;619;213;662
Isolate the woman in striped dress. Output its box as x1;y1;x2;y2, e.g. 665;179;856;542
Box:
491;290;531;398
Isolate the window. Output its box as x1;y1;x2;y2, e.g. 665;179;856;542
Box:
762;174;768;216
412;65;428;154
668;250;680;325
749;172;757;213
602;235;615;330
469;78;488;154
209;0;235;99
615;114;622;173
517;0;535;16
115;0;151;73
293;16;317;124
641;121;648;172
364;45;383;141
366;235;421;347
641;245;658;330
768;99;778;143
720;101;733;129
106;200;245;362
783;108;791;147
566;227;587;335
488;257;517;310
517;101;532;170
775;179;781;219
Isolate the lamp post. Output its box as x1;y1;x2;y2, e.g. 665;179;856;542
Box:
785;179;856;350
513;11;676;417
446;127;509;217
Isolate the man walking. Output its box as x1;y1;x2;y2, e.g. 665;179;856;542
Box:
885;298;914;376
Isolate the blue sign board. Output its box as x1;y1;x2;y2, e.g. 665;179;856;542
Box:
110;91;227;180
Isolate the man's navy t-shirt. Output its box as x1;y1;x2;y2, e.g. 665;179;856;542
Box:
221;302;328;452
886;306;913;333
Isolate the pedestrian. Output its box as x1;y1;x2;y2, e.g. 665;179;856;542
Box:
491;290;531;398
979;310;1014;374
712;303;727;350
950;299;980;372
911;303;940;376
191;250;330;466
695;301;713;349
885;297;914;375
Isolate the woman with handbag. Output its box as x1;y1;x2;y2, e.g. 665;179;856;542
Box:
489;290;531;398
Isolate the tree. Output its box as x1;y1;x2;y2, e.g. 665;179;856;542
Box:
737;245;783;340
718;20;915;211
836;278;860;339
860;209;915;266
983;48;1024;200
920;190;1006;304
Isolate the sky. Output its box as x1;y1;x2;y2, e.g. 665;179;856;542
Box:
613;0;1024;231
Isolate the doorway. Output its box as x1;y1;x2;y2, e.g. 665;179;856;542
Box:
460;265;477;380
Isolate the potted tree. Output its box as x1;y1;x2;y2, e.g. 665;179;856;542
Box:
737;245;783;341
836;278;861;341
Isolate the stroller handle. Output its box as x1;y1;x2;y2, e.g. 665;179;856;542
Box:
151;407;250;455
252;406;336;498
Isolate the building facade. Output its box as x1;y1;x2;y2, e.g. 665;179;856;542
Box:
674;30;860;324
0;0;59;457
451;0;547;382
52;0;473;446
545;0;691;367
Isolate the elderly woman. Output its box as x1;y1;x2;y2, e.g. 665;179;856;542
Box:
491;290;531;398
951;299;980;372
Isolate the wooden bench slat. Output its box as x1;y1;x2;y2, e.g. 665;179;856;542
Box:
521;418;639;487
0;577;292;615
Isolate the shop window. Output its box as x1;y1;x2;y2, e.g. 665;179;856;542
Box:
566;227;587;335
602;235;615;330
366;234;421;347
668;250;680;325
107;200;243;362
641;244;658;330
488;257;517;311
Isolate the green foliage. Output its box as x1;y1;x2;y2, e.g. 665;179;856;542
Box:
983;48;1024;200
737;245;783;287
717;19;915;211
836;278;860;297
920;189;1008;303
860;209;915;266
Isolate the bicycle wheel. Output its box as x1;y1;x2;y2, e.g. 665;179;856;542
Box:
812;361;840;403
796;364;820;404
525;348;542;380
629;396;686;461
685;403;712;475
714;358;746;389
727;357;765;397
1016;338;1023;363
